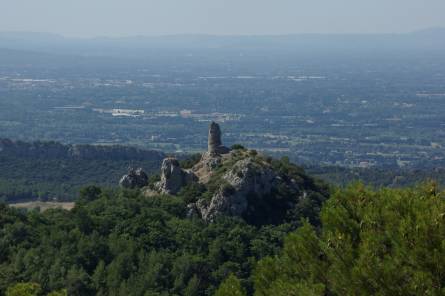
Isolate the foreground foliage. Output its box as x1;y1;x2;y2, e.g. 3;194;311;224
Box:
254;183;445;295
0;187;296;295
2;181;443;295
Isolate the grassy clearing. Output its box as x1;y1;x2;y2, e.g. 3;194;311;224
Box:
9;201;75;211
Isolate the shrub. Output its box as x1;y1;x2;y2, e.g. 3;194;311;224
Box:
231;144;245;150
179;153;202;169
6;283;41;296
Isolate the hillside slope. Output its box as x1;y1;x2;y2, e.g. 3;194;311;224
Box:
0;139;165;202
145;147;329;226
0;147;330;295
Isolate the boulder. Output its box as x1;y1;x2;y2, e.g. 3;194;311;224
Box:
190;152;223;183
197;158;278;221
155;157;197;194
119;168;149;189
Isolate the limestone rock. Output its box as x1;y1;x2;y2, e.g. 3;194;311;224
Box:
155;157;197;195
119;168;149;189
190;152;223;183
139;122;320;223
198;158;278;221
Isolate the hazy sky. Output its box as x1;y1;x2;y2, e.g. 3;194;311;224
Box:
1;0;445;37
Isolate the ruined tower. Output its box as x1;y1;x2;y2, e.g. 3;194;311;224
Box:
207;121;230;155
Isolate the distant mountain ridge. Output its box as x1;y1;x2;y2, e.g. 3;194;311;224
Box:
2;27;445;40
0;138;165;161
1;28;445;57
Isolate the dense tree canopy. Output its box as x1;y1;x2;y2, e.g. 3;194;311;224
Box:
1;172;443;295
254;182;445;295
0;186;297;295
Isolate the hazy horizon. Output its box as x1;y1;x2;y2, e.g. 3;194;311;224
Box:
2;0;445;38
2;27;445;40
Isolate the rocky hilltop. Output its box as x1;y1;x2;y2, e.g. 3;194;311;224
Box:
139;122;329;224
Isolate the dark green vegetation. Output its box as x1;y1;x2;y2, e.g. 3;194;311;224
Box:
0;144;443;295
1;137;443;208
0;140;164;203
178;154;202;170
253;183;445;295
0;154;331;295
2;181;444;295
1;138;443;206
0;157;147;203
0;187;295;295
306;165;445;188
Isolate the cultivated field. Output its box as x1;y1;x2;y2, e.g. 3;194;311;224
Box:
9;201;75;211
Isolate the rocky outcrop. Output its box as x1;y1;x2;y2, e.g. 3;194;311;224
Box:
207;122;230;155
196;157;290;221
190;152;223;184
140;122;327;224
155;158;197;195
187;122;231;183
119;168;149;189
145;122;231;196
142;122;299;222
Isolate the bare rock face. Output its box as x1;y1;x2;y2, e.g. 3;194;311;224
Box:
207;122;230;155
119;168;149;189
190;152;223;184
155;157;197;195
197;158;278;221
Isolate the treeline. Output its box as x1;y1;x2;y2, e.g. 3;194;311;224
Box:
306;165;445;188
1;138;443;204
3;154;443;204
1;182;444;295
0;157;161;203
0;139;165;161
0;140;165;202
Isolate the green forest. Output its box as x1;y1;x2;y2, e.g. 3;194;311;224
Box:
0;156;162;203
2;150;444;204
1;179;444;295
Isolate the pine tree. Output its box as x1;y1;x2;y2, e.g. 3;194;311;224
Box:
215;274;246;296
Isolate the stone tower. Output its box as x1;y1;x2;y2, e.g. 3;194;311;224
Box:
208;122;222;153
207;121;230;155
